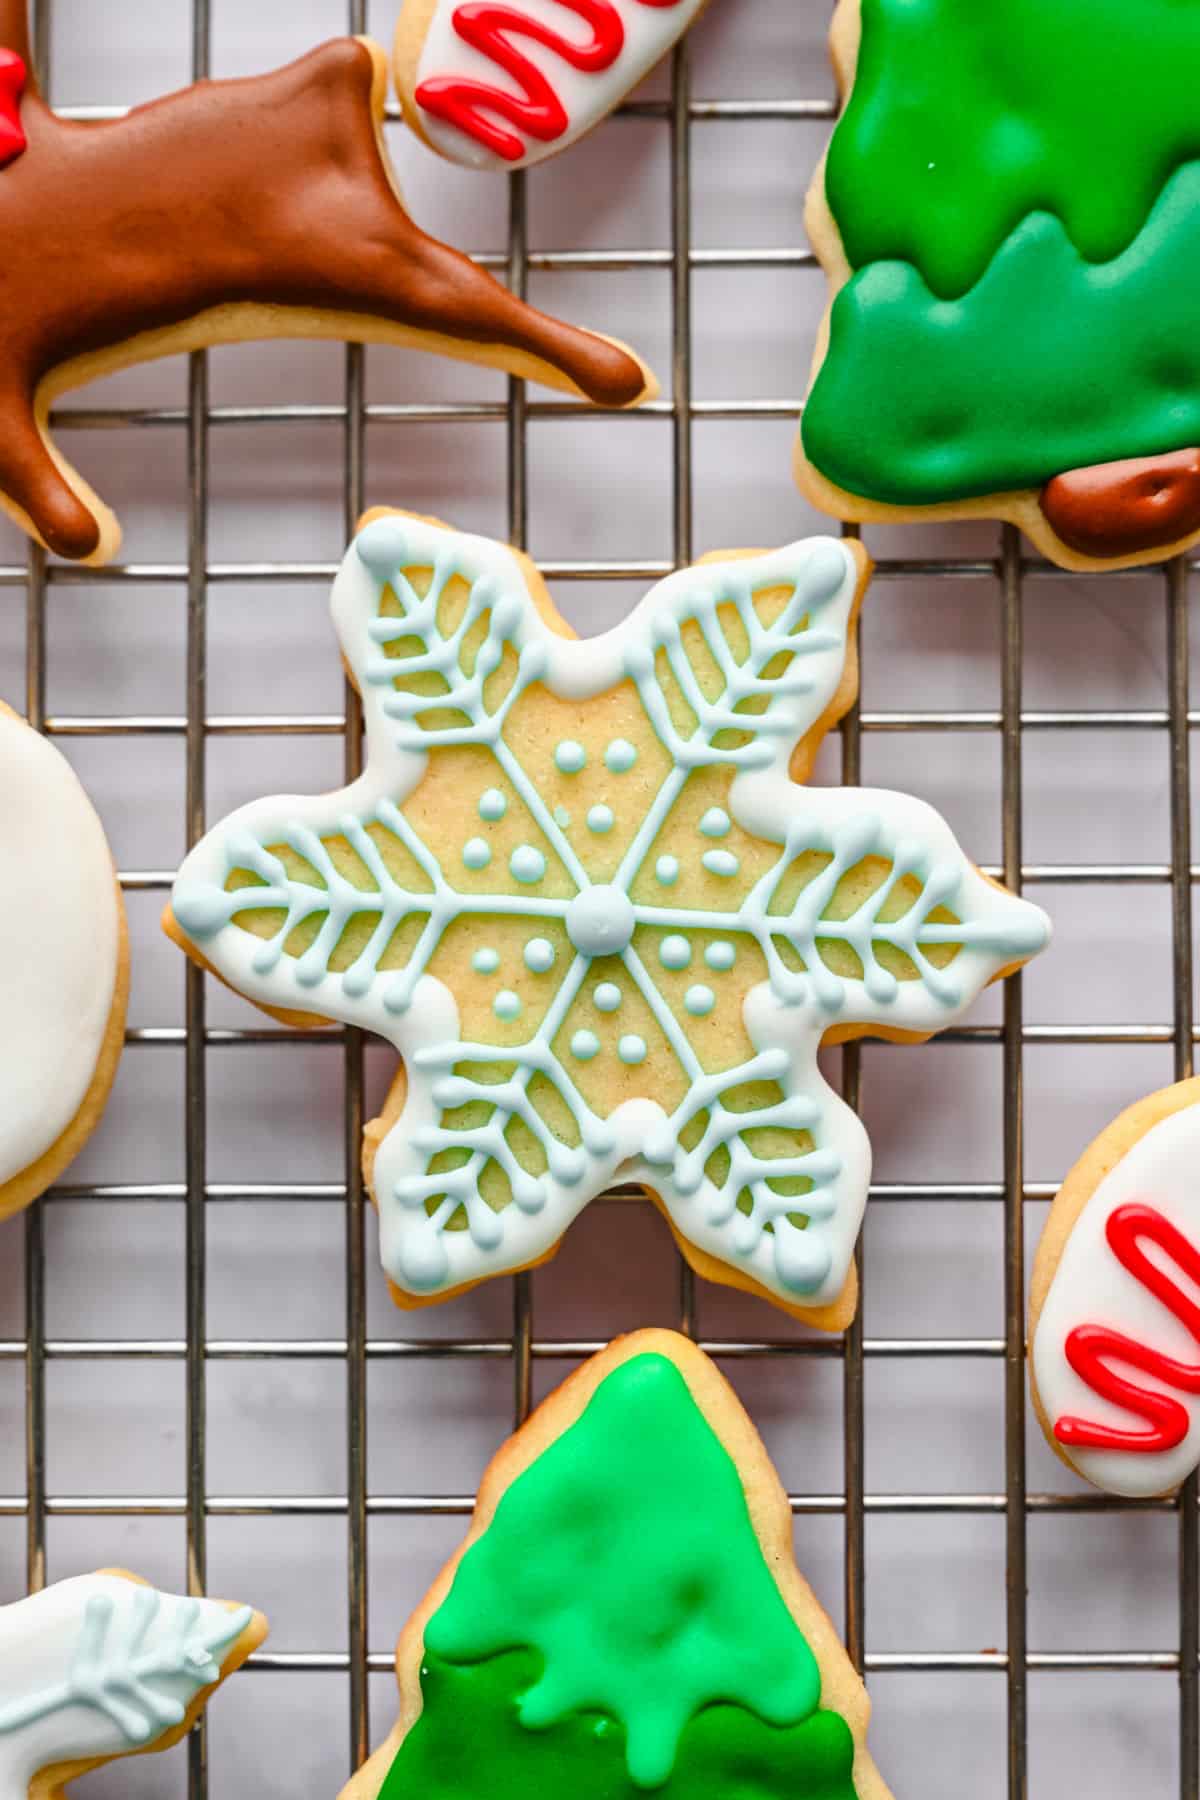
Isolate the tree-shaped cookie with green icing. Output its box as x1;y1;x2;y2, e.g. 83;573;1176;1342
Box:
798;0;1200;570
166;509;1048;1328
339;1330;894;1800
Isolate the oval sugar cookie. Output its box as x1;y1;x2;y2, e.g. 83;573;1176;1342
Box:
0;703;127;1220
397;0;713;171
1030;1079;1200;1497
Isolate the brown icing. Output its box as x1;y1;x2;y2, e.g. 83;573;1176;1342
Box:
0;5;648;561
1041;449;1200;560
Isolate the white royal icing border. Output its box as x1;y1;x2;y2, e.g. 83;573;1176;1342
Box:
411;0;710;171
0;1574;252;1797
172;518;1049;1314
0;713;120;1190
1032;1100;1200;1497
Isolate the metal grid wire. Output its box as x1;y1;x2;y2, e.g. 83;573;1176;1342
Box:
2;2;1198;1797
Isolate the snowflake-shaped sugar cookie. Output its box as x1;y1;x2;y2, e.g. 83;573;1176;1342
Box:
0;1572;260;1798
169;513;1050;1324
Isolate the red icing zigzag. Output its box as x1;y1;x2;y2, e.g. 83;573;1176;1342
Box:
1055;1202;1200;1455
0;47;26;167
416;0;683;162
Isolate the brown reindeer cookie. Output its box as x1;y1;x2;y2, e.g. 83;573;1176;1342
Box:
0;2;654;564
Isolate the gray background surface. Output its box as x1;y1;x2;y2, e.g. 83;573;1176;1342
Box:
1;1;1197;1795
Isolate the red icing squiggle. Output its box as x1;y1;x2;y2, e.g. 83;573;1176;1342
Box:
0;48;27;168
1054;1202;1200;1455
416;0;684;162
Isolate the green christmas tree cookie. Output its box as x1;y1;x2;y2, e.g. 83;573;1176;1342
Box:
797;0;1200;570
339;1332;893;1800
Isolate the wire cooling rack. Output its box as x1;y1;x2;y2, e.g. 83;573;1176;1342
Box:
1;2;1198;1797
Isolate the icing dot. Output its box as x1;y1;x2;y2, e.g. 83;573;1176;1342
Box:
554;805;571;828
355;516;408;580
655;855;680;887
567;887;635;957
524;937;556;974
604;739;638;773
618;1034;647;1066
510;845;546;884
705;940;737;971
172;884;228;938
593;982;623;1013
699;807;732;839
587;804;615;835
702;849;741;879
472;947;500;975
659;934;692;971
493;990;522;1021
685;984;716;1017
555;740;587;774
806;538;851;603
462;837;492;870
571;1029;600;1062
478;788;507;822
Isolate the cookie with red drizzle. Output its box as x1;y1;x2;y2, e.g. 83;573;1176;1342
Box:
0;0;653;564
1030;1078;1200;1498
397;0;711;170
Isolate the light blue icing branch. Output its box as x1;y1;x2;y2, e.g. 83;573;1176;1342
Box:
170;515;1050;1311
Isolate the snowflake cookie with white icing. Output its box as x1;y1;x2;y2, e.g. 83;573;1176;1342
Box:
395;0;715;172
0;1570;265;1798
0;703;128;1224
1030;1078;1200;1498
167;511;1050;1327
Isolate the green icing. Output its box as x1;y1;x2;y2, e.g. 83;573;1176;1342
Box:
397;1354;831;1792
808;0;1200;505
827;0;1200;298
380;1650;859;1800
804;162;1200;505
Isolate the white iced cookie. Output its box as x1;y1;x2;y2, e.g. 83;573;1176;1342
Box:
1030;1078;1200;1498
395;0;714;170
0;1571;266;1799
0;704;128;1223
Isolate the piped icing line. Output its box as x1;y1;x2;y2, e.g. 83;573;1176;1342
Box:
0;706;122;1197
1053;1204;1200;1456
406;0;708;171
0;1573;261;1799
170;513;1048;1317
0;48;26;168
1031;1087;1200;1497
